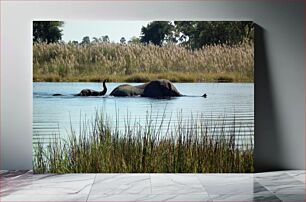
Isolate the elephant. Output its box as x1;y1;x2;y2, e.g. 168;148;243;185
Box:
52;80;107;96
110;79;182;97
75;80;107;96
109;84;145;96
142;79;182;97
52;79;207;98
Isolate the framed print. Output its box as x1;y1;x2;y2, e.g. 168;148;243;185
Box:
33;21;254;173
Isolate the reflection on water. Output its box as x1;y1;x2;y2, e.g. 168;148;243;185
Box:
33;82;254;146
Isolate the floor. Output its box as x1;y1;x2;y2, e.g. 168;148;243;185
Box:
0;170;305;202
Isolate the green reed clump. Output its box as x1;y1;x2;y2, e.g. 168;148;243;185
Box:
33;111;254;173
33;42;254;82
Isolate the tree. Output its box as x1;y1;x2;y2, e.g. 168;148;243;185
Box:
81;36;90;45
68;40;79;45
175;21;254;49
120;37;126;44
128;36;141;44
92;37;101;43
102;35;110;43
33;21;64;43
140;21;175;46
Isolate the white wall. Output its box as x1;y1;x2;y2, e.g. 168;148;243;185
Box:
1;0;304;171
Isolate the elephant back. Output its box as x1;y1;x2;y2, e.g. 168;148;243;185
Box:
110;84;144;96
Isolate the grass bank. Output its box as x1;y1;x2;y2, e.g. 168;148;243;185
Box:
33;111;254;173
33;71;249;83
33;42;254;83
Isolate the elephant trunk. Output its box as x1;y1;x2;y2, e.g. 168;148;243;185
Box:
100;80;107;95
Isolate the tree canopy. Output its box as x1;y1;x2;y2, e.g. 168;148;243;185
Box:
81;36;90;45
140;21;175;46
140;21;254;49
120;37;126;44
33;21;64;43
128;36;141;44
174;21;254;49
33;21;253;49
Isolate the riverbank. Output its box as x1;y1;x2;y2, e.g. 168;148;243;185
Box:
33;71;252;83
33;111;254;173
33;42;254;83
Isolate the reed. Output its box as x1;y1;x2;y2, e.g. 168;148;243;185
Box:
33;42;254;83
33;110;254;173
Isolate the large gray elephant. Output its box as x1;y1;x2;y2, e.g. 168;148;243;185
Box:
110;79;182;97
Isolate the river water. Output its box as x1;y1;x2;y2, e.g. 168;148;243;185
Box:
33;82;254;145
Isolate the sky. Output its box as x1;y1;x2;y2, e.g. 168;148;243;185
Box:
61;21;151;43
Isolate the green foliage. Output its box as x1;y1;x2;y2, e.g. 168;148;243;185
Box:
91;36;110;44
120;37;126;44
102;35;110;43
139;21;253;49
92;37;100;43
33;21;64;43
81;36;90;45
175;21;254;49
140;21;176;46
128;36;141;44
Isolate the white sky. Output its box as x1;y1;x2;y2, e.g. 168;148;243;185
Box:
61;21;151;43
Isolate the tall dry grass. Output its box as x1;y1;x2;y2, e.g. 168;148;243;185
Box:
33;42;254;82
